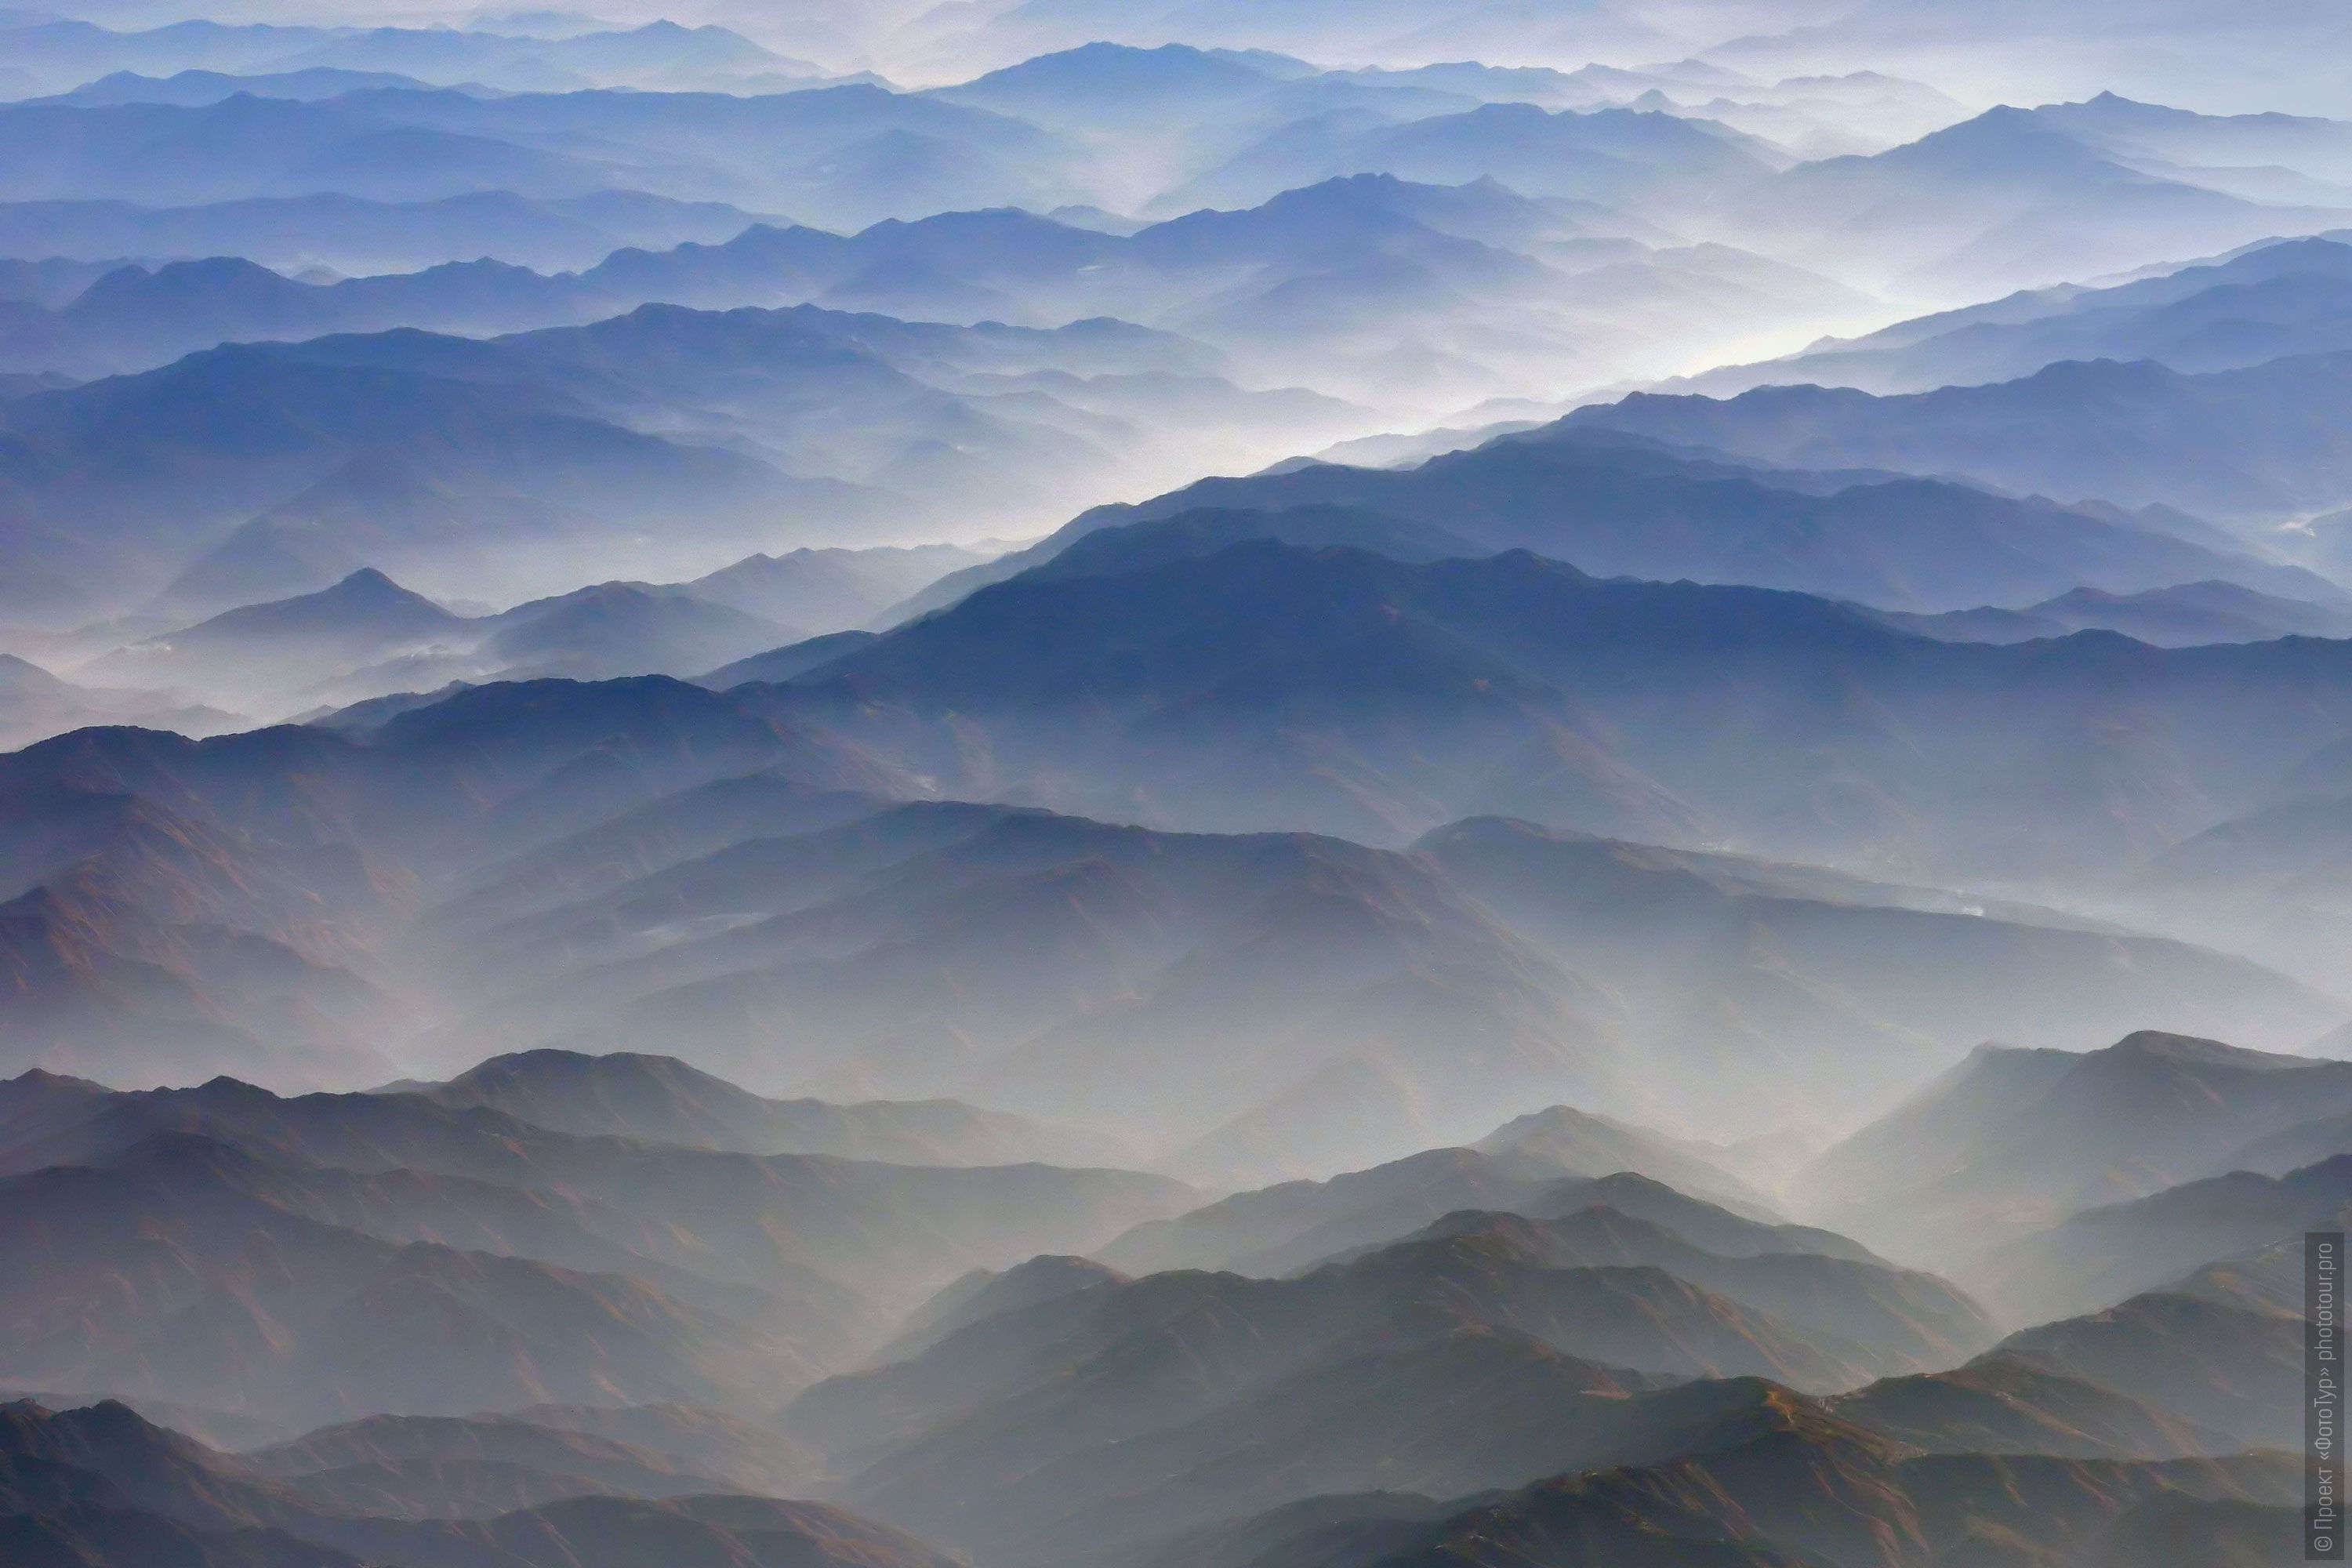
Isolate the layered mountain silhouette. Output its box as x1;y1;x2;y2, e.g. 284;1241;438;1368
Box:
0;82;1058;228
782;1181;1994;1566
75;553;1007;720
418;793;2335;1170
759;536;2352;884
1094;1154;1831;1278
0;1065;1190;1428
1798;1031;2352;1272
6;20;2352;1568
1167;1418;2294;1568
1682;232;2352;396
0;302;1338;619
1719;98;2350;299
419;1047;1126;1167
1570;349;2352;520
0;651;235;751
906;423;2336;614
1872;579;2352;645
0;19;811;96
0;191;771;276
0;1396;960;1568
1971;1155;2352;1325
5;601;2342;1140
0;339;884;622
2106;780;2352;990
0;172;1853;419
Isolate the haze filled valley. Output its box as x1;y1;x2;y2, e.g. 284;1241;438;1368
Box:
5;3;2352;1566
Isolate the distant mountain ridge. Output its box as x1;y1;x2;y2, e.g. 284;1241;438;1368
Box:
0;190;780;280
1569;349;2352;520
1798;1030;2352;1272
0;1396;960;1568
0;300;1346;620
760;538;2352;887
889;423;2336;619
0;1062;1193;1426
1675;233;2352;396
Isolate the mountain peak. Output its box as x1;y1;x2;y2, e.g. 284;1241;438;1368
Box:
156;567;461;649
2096;1029;2317;1072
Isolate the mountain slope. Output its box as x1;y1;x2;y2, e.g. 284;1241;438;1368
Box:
421;1048;1126;1167
1798;1031;2352;1269
787;1207;1984;1565
765;538;2352;888
1569;350;2352;521
1685;233;2352;396
0;1396;958;1568
913;423;2333;614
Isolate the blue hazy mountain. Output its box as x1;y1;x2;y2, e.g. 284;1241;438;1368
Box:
684;544;993;632
0;190;775;276
0;1077;1186;1437
1871;579;2352;646
0;652;234;753
1795;1032;2352;1272
929;39;1476;153
82;568;815;717
1166;99;1783;218
768;538;2352;888
5;16;2352;1568
1678;233;2352;396
0;85;1080;228
2024;92;2352;200
0;173;1853;419
0;93;622;206
0;301;1345;620
903;423;2334;616
0;258;125;309
471;583;795;684
76;546;983;718
0;18;811;96
423;795;2325;1171
0;336;886;621
0;662;2325;1159
2105;765;2352;991
34;65;455;105
1567;350;2352;520
1721;100;2351;299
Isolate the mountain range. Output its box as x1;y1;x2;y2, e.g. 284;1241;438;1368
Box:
1870;579;2352;646
0;190;779;277
913;420;2337;613
0;19;824;97
1713;98;2351;299
0;1059;1191;1428
0;301;1345;620
0;1396;959;1568
5;13;2352;1568
782;1205;1998;1566
1680;231;2352;396
753;528;2352;884
1570;348;2352;521
0;662;2332;1166
1797;1031;2352;1280
0;172;1857;420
